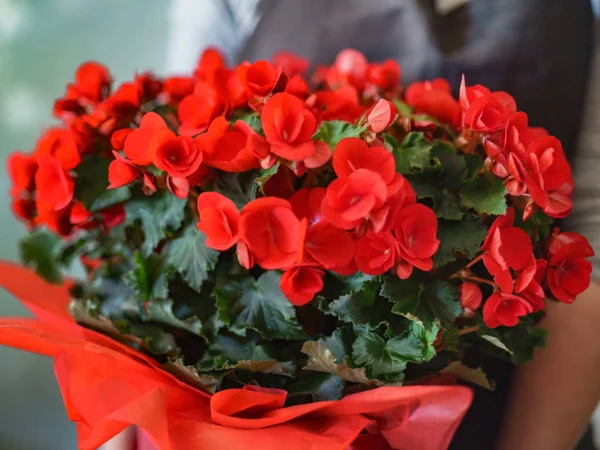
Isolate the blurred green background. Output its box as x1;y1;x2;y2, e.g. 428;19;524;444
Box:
0;1;169;448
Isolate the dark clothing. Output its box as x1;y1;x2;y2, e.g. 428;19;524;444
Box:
239;1;596;448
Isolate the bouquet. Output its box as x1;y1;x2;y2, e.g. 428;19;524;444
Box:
1;48;594;449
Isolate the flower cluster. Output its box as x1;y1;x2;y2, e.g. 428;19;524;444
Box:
6;48;594;395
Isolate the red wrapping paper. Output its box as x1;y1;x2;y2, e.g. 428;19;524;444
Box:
0;261;472;450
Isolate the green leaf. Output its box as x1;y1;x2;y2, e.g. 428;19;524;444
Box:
435;191;464;220
394;132;432;174
200;332;273;368
440;361;494;390
352;332;408;383
19;229;63;283
313;120;364;149
431;143;468;190
144;298;204;337
460;174;507;215
286;372;345;402
123;252;170;301
381;277;461;328
441;326;460;352
380;276;423;317
74;155;111;210
392;99;414;116
434;214;488;267
90;186;131;213
232;111;263;133
125;191;187;256
255;163;280;194
302;340;380;385
421;281;462;328
324;279;404;330
480;324;548;364
464;154;484;179
214;272;306;340
213;171;257;209
167;225;218;292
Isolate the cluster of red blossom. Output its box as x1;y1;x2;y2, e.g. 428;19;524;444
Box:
6;48;594;330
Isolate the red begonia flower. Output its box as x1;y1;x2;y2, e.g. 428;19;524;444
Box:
462;92;516;133
35;208;73;236
197;192;241;251
284;74;310;99
237;60;285;97
11;197;35;222
240;197;305;269
367;60;401;91
108;151;140;189
273;52;309;77
261;93;317;161
35;128;81;170
151;130;203;178
194;47;226;82
212;67;247;109
366;99;397;133
308;86;364;123
34;155;74;213
280;265;325;306
355;231;399;276
166;176;190;199
459;282;482;311
405;79;461;127
162;76;196;102
328;49;368;90
195;117;259;172
72;61;111;103
7;151;37;192
178;82;223;136
100;204;126;229
321;169;387;230
483;292;533;328
546;230;595;303
122;112;168;166
290;188;355;269
393;204;440;278
332;138;396;185
110;128;132;150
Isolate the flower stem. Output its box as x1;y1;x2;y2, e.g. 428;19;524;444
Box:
458;325;480;336
465;253;484;269
463;276;496;287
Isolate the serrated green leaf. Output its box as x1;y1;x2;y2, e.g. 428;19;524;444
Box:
380;276;422;317
144;298;204;336
125;192;186;256
302;341;380;385
434;215;488;267
167;225;218;292
286;372;345;402
19;229;64;283
394;132;432;174
214;272;306;340
324;279;403;330
381;277;460;328
421;281;462;328
213;171;257;209
464;153;484;179
435;191;464;220
441;361;494;390
123;252;170;301
74;155;111;210
200;332;273;368
255;163;280;194
313;120;364;149
232;111;263;133
441;326;460;352
352;332;408;383
460;174;507;215
479;324;548;364
431;143;468;190
90;186;131;212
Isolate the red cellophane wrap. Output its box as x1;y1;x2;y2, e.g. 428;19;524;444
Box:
0;261;473;450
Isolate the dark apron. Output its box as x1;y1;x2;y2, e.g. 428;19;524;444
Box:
239;1;595;448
